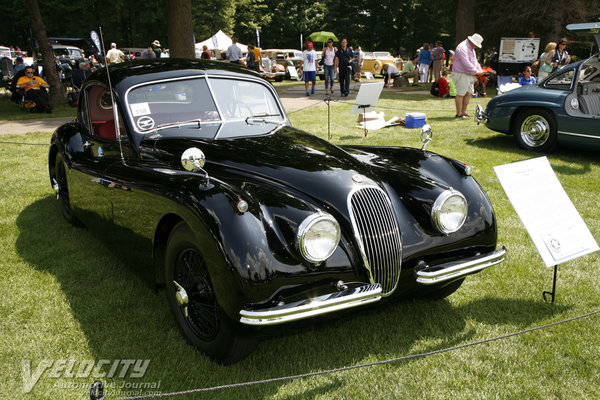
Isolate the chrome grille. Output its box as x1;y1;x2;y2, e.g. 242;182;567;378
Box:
348;186;402;296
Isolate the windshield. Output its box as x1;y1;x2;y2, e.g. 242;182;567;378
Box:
53;48;83;59
125;76;285;136
373;52;392;58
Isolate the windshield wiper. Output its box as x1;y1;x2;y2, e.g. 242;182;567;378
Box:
154;119;202;132
245;113;283;126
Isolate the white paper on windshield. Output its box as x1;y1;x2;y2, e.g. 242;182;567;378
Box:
494;157;598;267
130;102;151;117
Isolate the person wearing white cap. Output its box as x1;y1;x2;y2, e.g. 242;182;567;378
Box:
451;33;485;118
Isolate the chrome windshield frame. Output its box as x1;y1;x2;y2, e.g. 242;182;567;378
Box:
123;73;288;137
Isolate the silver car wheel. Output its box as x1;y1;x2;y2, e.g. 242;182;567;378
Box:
520;115;550;147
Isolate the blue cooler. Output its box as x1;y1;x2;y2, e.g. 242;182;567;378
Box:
405;112;426;128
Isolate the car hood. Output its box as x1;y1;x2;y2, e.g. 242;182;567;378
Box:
142;126;449;214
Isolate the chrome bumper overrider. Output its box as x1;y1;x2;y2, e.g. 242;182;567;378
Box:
475;104;488;124
416;247;506;285
239;283;382;326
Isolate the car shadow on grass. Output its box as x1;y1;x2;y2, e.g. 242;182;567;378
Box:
16;195;569;399
465;134;599;174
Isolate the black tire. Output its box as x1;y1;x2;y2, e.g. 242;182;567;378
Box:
423;278;465;301
513;108;557;153
165;222;257;364
274;76;283;82
53;153;76;223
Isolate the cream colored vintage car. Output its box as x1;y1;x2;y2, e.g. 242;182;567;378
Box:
362;51;403;77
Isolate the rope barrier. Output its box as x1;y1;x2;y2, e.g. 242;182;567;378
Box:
0;141;47;146
92;309;600;400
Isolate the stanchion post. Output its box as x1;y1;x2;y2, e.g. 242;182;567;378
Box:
543;265;558;303
358;104;370;137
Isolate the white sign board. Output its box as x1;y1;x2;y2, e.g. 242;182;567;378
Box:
499;37;540;63
494;157;598;267
287;66;299;80
350;82;384;114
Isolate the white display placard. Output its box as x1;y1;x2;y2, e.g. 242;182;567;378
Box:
494;157;598;267
499;37;540;63
350;82;384;114
287;66;299;80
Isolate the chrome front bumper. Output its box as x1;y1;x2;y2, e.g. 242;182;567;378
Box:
239;283;382;326
416;247;506;285
474;104;488;124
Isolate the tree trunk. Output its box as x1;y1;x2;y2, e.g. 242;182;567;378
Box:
167;0;195;59
455;0;475;47
26;0;66;104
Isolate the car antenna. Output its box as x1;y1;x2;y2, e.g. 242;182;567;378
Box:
99;27;125;163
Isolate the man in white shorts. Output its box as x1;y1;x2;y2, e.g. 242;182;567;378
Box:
451;33;485;118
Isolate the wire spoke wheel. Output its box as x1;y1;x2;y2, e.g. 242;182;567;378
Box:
174;248;220;341
53;154;75;222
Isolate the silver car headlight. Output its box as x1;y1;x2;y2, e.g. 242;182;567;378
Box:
431;190;468;234
297;213;341;263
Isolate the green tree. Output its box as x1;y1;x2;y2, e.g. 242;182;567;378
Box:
233;0;272;44
192;0;236;39
260;0;326;49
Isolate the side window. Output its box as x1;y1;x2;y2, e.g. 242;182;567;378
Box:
544;69;574;90
85;84;118;142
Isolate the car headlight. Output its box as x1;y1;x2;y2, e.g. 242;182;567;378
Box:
431;190;468;234
297;213;341;263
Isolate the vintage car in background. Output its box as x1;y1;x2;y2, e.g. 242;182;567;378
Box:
262;49;303;79
49;59;505;364
476;22;600;152
362;51;404;77
122;48;147;60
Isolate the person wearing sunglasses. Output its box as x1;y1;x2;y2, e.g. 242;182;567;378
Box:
549;38;571;73
16;66;52;113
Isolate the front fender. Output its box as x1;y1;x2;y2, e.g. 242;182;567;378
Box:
184;176;357;321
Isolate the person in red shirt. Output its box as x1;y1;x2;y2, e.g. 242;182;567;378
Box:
201;45;211;60
437;70;449;97
474;66;496;97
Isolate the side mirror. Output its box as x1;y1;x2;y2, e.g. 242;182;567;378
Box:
420;124;433;151
181;147;206;172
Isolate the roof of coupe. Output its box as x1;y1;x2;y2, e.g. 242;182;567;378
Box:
87;58;263;88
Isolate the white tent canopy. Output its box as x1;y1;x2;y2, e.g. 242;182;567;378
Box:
195;30;248;52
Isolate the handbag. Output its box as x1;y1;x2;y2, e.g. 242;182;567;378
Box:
541;63;552;73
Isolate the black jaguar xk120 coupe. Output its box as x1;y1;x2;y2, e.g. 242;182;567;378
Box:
49;59;505;363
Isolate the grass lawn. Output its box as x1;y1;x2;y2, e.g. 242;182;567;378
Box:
0;92;77;121
1;90;599;399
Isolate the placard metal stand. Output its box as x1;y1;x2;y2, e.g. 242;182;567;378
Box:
357;104;370;137
494;157;599;305
543;265;558;303
323;95;337;140
350;82;384;138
